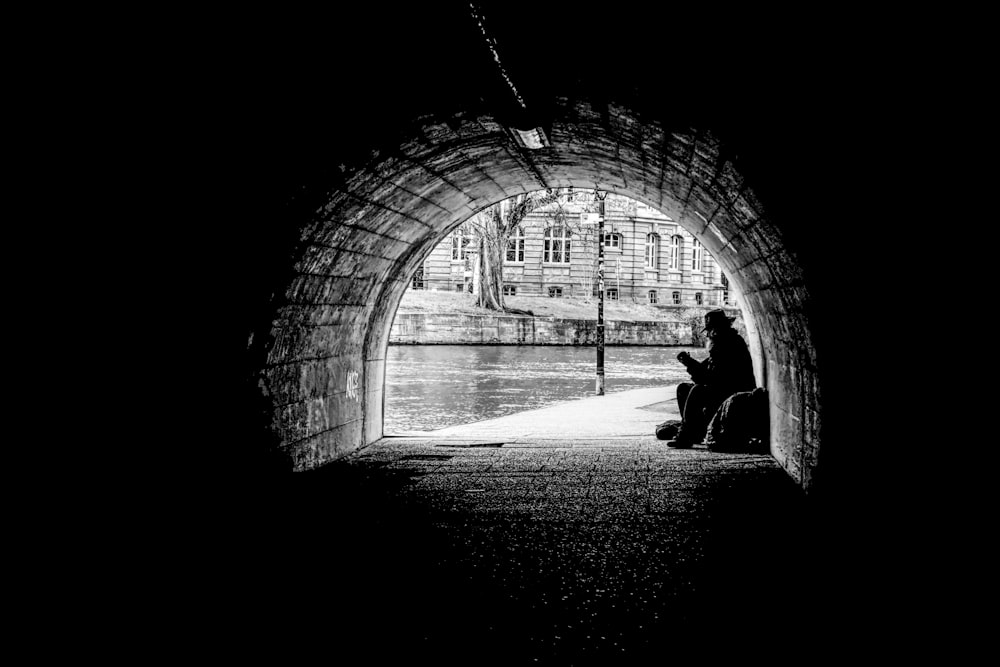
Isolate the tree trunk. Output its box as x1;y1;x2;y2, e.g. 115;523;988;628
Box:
471;190;562;314
476;235;505;310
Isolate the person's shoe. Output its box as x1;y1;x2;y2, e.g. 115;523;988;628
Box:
655;421;681;440
665;439;694;449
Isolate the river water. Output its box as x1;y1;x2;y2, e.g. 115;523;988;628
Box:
385;344;704;433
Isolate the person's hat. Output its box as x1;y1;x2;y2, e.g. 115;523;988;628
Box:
703;309;736;331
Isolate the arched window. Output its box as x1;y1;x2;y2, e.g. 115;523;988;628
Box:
692;239;703;272
648;290;657;304
645;233;659;269
695;292;703;305
548;285;563;298
544;227;571;263
672;291;681;305
670;235;681;270
505;226;525;263
503;285;516;296
603;233;620;248
411;267;425;290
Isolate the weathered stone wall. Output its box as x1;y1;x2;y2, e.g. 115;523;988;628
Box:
390;313;696;345
251;101;820;491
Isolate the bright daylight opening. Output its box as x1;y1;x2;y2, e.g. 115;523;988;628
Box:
385;189;750;439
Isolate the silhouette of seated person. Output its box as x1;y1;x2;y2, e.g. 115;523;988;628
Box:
665;309;756;448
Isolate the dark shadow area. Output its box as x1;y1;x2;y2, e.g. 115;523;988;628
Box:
182;448;853;664
170;4;941;658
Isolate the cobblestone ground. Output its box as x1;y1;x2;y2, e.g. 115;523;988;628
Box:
235;437;821;664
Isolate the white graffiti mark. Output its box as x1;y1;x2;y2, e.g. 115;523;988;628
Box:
346;370;360;401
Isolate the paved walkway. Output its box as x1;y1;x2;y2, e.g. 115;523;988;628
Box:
248;387;836;665
244;423;839;664
211;390;881;662
391;385;680;439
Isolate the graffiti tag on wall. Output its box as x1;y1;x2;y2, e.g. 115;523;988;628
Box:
346;370;360;401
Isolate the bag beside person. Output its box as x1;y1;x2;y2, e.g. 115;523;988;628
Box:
704;388;769;454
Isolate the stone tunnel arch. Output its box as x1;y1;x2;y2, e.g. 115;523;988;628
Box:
256;99;818;490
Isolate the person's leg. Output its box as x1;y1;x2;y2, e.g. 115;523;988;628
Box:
680;384;710;442
678;385;731;444
669;383;710;447
656;383;691;440
676;382;692;416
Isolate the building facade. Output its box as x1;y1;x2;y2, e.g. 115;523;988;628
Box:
411;194;741;309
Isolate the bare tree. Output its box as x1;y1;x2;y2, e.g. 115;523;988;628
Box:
466;189;579;313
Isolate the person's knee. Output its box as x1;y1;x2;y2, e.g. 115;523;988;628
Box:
685;383;706;403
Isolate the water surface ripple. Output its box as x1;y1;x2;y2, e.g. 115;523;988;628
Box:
385;345;703;433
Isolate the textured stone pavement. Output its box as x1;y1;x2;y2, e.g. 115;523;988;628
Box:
244;434;826;664
208;390;870;662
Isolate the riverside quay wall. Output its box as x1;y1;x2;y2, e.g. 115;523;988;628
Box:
389;312;742;346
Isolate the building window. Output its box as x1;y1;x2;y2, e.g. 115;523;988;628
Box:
670;235;681;270
544;227;572;263
603;233;620;248
503;285;516;296
672;291;681;305
411;267;425;290
505;226;525;263
721;274;729;289
722;290;730;305
692;239;703;272
548;286;563;298
452;230;472;261
648;290;657;304
695;292;703;305
607;288;619;301
455;283;464;293
645;233;659;269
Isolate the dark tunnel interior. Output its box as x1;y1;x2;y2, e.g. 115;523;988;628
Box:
162;3;950;659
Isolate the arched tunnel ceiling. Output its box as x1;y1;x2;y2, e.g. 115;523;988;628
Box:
254;92;818;485
295;104;808;359
199;3;919;502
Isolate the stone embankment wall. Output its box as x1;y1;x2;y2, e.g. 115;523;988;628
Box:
390;313;713;345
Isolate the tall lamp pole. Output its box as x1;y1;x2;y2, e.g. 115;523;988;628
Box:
595;188;607;395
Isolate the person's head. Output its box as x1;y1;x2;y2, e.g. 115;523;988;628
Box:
702;309;735;339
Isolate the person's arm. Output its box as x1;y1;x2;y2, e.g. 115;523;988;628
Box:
677;351;708;383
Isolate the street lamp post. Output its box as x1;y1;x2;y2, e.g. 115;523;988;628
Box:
595;188;607;395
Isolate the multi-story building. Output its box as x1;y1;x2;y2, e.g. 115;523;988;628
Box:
410;193;741;308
